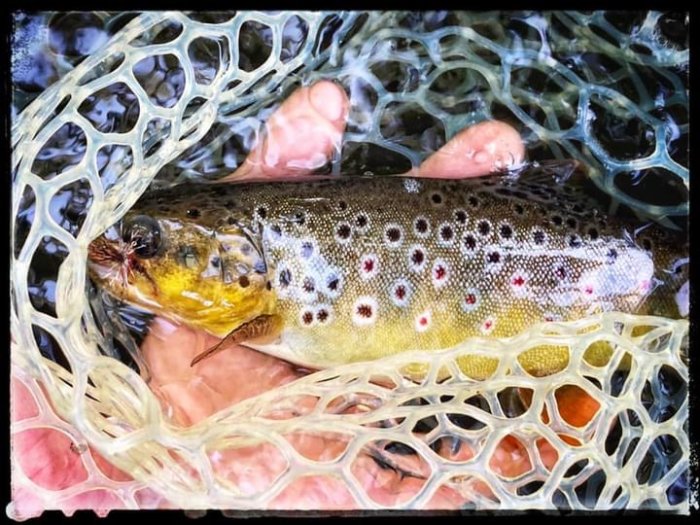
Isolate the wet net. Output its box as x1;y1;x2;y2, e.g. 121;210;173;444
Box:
10;11;689;516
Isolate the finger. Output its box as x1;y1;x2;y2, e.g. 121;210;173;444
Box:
415;120;525;178
140;318;304;425
221;81;349;182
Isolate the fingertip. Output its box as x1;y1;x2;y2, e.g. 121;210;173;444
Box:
417;120;525;178
309;80;349;124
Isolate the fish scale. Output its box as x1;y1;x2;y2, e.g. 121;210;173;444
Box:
89;171;688;376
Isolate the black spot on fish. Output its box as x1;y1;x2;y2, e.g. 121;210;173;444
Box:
533;230;546;244
302;277;315;293
356;214;368;228
573;204;584;213
551;215;563;226
336;223;351;239
227;217;236;225
513;203;525;215
463;234;477;250
431;193;443;204
317;309;329;323
568;235;582;248
477;220;490;236
239;275;250;288
499;224;513;239
607;248;618;263
415;218;428;234
266;281;272;291
555;265;568;280
454;209;467;224
440;225;454;242
300;241;314;258
411;248;425;265
338;200;348;211
566;217;577;229
293;211;305;225
386;227;401;243
327;275;339;291
211;256;220;268
468;196;479;208
302;311;314;325
256;206;267;219
487;251;500;263
642;238;652;251
186;208;200;218
279;268;291;287
588;227;599;240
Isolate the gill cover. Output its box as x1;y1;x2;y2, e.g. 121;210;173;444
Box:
90;206;278;339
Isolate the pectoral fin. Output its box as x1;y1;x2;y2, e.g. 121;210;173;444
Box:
190;314;283;367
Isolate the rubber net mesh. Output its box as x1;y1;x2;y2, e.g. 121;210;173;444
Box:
10;11;689;516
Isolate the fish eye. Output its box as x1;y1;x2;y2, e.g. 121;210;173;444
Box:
123;215;162;259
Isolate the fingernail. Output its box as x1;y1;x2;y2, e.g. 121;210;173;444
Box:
310;81;346;122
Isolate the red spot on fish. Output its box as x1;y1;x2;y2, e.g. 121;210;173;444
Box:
512;275;525;286
484;320;493;329
434;265;446;280
395;286;406;299
363;259;374;272
357;304;373;318
465;293;477;305
584;284;594;295
419;317;428;326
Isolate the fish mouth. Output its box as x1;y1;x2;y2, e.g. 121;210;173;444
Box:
87;235;156;294
87;236;129;293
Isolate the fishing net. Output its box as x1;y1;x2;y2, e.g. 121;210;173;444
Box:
9;11;690;517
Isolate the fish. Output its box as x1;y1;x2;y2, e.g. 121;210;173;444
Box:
87;167;689;378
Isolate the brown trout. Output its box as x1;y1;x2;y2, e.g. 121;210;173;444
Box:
88;170;688;377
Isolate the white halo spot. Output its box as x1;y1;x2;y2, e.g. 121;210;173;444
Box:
314;304;334;325
384;223;404;249
431;258;450;289
407;244;428;273
354;212;371;234
389;278;412;308
298;308;316;328
480;316;496;335
460;288;481;313
415;310;433;333
437;222;456;247
413;215;431;238
334;221;353;245
359;253;380;280
352;296;379;326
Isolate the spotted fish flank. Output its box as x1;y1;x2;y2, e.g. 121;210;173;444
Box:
88;172;688;374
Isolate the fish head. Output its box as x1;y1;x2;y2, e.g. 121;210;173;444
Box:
88;208;275;337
